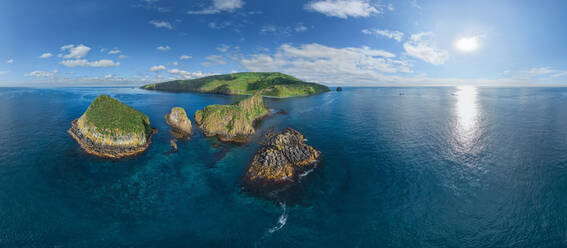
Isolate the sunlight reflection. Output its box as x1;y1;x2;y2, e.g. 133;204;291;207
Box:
453;86;480;152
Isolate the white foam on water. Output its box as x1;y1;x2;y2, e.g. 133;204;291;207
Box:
268;202;288;234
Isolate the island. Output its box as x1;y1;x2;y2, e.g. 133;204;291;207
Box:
244;128;320;189
68;95;156;158
165;107;193;138
141;72;330;98
336;87;343;91
194;94;268;142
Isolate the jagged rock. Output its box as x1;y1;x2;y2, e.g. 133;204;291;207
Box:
169;139;178;153
245;128;319;187
68;95;155;158
336;87;343;91
194;94;268;142
165;107;192;138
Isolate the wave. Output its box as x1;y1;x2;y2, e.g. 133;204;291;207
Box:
268;201;288;234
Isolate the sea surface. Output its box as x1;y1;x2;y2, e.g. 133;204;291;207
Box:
2;86;567;247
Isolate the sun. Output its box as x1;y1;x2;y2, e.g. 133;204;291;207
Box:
455;37;480;52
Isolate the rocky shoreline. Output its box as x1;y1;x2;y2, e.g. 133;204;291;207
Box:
68;119;156;159
244;128;320;190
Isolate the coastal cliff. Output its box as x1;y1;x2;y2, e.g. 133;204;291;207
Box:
165;107;192;138
141;72;331;98
68;95;155;158
194;94;268;142
245;128;319;188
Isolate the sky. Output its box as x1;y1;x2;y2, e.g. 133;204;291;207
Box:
2;0;567;86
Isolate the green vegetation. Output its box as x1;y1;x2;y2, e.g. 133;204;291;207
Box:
194;94;268;140
141;72;330;97
83;95;151;137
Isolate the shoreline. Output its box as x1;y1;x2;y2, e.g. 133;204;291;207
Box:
68;119;156;159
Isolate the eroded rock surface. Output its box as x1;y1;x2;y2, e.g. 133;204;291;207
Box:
165;107;192;138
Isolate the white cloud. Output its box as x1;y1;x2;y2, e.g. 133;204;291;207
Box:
403;32;449;65
39;53;53;58
149;20;173;30
60;59;120;67
6;59;14;64
187;0;244;14
167;69;207;79
362;28;404;42
157;45;171;51
216;44;230;52
179;55;192;60
305;0;382;18
108;49;121;54
25;70;58;78
201;55;227;67
60;44;91;59
0;71;8;75
240;43;410;84
295;24;308;32
150;65;166;72
118;54;128;59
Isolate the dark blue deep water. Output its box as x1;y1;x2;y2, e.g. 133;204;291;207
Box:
2;86;567;247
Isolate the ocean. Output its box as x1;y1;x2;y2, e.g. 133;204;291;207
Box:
1;86;567;247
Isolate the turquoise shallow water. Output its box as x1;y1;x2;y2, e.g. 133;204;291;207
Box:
2;86;567;247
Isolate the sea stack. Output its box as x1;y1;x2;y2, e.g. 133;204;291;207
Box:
165;107;192;138
68;95;155;158
194;94;268;143
245;128;320;188
336;87;343;91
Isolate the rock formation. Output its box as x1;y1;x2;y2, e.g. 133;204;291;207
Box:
68;95;155;158
194;94;268;142
336;87;343;92
245;128;319;187
165;107;192;138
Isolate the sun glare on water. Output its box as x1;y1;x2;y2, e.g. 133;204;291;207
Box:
455;37;480;52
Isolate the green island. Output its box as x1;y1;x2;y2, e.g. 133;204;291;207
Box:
194;94;268;142
141;72;331;97
68;95;155;158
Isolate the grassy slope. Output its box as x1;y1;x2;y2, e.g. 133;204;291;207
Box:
83;95;151;136
142;72;330;97
194;94;267;133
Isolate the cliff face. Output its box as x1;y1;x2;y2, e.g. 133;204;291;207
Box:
245;128;319;187
194;94;268;142
165;107;192;137
68;95;154;158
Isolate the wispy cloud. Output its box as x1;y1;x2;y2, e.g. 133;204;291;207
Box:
201;55;227;67
362;28;404;42
0;71;8;75
156;45;171;51
60;59;120;68
403;32;449;65
305;0;382;18
179;55;192;60
25;70;58;78
39;53;53;59
187;0;244;14
108;49;121;54
150;65;166;72
167;69;208;79
149;20;173;30
6;59;14;64
118;54;128;59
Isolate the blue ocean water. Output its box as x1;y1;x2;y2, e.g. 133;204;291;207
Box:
2;86;567;247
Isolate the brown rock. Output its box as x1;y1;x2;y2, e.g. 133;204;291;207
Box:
165;107;192;138
245;128;319;187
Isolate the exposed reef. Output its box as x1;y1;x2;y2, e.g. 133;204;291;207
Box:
244;128;320;189
194;94;269;143
68;95;155;158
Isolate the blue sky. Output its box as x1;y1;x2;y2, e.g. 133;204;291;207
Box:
2;0;567;86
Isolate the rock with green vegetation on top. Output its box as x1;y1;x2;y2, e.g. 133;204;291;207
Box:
194;94;268;142
165;107;192;138
141;72;330;98
68;94;155;158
